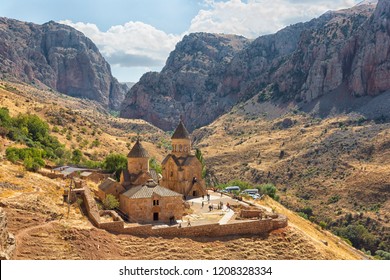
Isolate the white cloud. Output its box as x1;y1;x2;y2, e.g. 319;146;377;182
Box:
189;0;359;38
58;0;362;81
60;20;181;68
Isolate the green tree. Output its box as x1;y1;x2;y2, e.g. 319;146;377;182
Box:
334;224;377;252
103;194;119;210
258;183;279;201
195;148;207;178
102;153;127;180
72;149;83;164
0;107;12;128
149;157;162;174
23;156;45;172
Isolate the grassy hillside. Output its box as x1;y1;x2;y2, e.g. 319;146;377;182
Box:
0;162;364;260
0;81;169;163
0;80;368;260
193;96;390;258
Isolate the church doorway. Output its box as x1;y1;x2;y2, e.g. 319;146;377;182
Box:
192;191;197;197
153;212;159;221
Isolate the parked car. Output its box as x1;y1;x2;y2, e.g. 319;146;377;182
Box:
224;186;240;193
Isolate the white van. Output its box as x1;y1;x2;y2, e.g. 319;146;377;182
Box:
242;189;259;195
224;186;240;193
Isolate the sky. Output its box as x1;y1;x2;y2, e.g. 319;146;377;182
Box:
0;0;364;82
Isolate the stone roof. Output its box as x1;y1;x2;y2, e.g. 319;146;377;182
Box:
99;178;119;192
122;169;131;182
121;169;159;184
121;183;182;199
127;139;149;158
171;120;190;139
161;154;198;167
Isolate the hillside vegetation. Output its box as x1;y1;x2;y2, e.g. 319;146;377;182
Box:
0;81;368;260
194;96;390;258
0;81;169;165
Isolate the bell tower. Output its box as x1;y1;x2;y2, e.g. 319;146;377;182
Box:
171;119;191;156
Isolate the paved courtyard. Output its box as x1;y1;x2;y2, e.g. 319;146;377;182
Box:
179;191;246;227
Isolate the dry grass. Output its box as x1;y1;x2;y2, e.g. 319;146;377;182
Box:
0;80;377;260
195;99;390;247
0;81;168;162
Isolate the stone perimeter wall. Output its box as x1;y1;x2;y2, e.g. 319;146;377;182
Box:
99;216;288;238
76;187;288;238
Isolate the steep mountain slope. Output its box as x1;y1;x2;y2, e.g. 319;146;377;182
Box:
120;33;250;131
193;97;390;255
120;1;390;131
0;17;127;110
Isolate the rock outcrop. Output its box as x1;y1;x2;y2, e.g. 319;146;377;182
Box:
0;17;127;110
0;208;15;260
120;33;250;131
121;1;390;131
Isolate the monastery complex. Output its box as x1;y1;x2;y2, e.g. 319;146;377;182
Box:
98;120;206;223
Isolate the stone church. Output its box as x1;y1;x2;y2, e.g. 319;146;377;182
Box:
98;120;206;223
160;120;206;198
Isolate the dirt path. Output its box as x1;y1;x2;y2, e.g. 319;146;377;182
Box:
13;221;56;257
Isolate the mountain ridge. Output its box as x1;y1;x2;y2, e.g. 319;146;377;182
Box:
0;17;127;110
120;0;389;131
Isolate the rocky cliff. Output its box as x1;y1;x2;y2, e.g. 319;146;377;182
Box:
0;17;127;110
0;208;15;260
272;1;383;103
121;1;389;131
120;33;250;131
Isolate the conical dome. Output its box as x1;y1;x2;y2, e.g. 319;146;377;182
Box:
171;120;190;139
127;140;149;158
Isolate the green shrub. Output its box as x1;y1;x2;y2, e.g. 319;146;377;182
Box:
90;139;100;148
298;212;309;220
328;194;340;204
23;156;45;172
6;147;46;172
319;221;327;230
71;149;83;164
300;206;313;218
375;250;390;260
0;107;12;128
103;194;119;210
333;224;377;252
5;148;19;163
258;183;278;200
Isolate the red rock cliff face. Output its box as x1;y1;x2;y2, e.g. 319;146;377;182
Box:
0;18;126;110
347;0;390;97
273;0;390;103
120;2;390;131
120;33;250;131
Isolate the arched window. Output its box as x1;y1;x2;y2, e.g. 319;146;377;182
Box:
179;144;182;152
